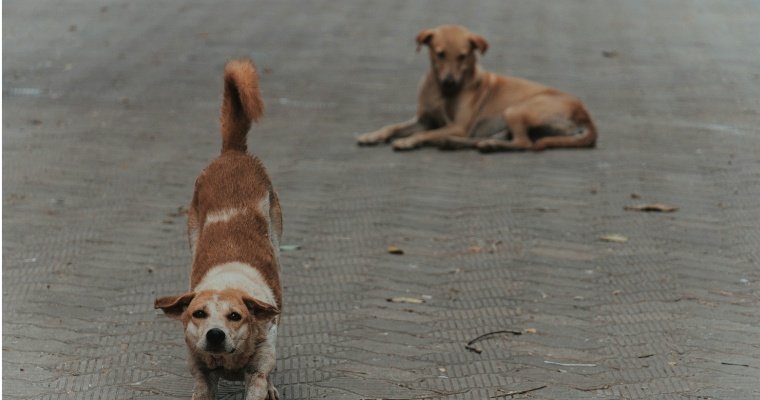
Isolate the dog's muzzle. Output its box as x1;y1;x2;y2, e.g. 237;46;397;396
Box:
440;77;461;96
204;328;227;352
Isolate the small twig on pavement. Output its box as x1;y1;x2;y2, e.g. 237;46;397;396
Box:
490;385;547;398
721;361;750;367
573;384;611;392
465;330;522;354
544;360;597;367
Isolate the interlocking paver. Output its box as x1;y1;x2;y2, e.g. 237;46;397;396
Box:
4;1;760;399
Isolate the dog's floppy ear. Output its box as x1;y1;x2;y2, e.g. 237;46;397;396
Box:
155;292;196;320
243;295;280;321
469;33;489;55
416;29;435;52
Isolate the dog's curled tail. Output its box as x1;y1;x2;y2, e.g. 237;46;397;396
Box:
220;58;264;153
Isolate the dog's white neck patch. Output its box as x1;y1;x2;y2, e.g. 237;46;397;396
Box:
205;207;245;225
195;262;276;306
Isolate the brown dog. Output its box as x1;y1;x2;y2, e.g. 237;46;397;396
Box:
155;59;283;400
356;25;597;151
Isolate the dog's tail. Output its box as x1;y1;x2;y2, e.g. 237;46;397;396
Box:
533;106;597;150
220;58;264;153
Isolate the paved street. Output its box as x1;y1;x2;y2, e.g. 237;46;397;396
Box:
3;1;760;399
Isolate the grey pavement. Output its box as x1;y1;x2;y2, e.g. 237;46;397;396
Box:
3;1;760;399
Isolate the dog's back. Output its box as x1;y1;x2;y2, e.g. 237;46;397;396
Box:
187;59;283;307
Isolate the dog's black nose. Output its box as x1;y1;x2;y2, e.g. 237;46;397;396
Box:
206;328;226;345
441;76;459;95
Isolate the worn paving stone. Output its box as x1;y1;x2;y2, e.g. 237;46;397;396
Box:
3;1;760;399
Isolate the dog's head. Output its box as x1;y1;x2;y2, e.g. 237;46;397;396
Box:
416;25;488;96
155;288;279;355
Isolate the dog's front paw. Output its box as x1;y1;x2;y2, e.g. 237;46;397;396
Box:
392;138;419;151
266;384;280;400
476;139;502;153
192;392;213;400
356;131;385;146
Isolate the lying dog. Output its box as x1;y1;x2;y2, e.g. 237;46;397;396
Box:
155;59;283;400
357;24;597;151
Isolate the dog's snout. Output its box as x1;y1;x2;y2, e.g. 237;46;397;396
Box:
440;75;460;95
206;328;226;345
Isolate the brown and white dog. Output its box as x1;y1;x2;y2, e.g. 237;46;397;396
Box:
155;59;283;400
356;24;597;152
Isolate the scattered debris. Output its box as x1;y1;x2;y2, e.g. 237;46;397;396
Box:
600;234;628;243
167;206;187;218
387;245;404;255
468;245;482;253
602;50;618;58
630;193;641;199
465;330;522;354
543;360;597;367
574;384;611;391
721;361;750;367
624;203;678;212
279;244;301;252
490;385;547;398
386;296;424;304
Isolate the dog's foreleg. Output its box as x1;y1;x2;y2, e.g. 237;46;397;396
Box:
356;118;424;145
391;125;466;151
190;362;219;400
244;323;279;400
438;136;488;150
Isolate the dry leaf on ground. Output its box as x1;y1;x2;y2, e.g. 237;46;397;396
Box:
625;203;678;212
386;296;424;304
468;245;482;253
600;234;628;243
387;245;404;255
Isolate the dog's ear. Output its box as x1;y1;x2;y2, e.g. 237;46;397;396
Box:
416;29;435;52
242;296;280;321
469;34;489;55
155;292;196;320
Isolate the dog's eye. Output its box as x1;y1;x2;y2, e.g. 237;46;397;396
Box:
228;312;242;321
457;54;466;61
192;310;207;319
436;51;445;60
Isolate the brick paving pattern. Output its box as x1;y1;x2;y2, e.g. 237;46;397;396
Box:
3;1;760;399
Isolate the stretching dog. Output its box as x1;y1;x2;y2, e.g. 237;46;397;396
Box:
357;25;597;151
155;59;283;400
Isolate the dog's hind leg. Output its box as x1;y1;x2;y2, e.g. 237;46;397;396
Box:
532;105;597;150
476;107;534;152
